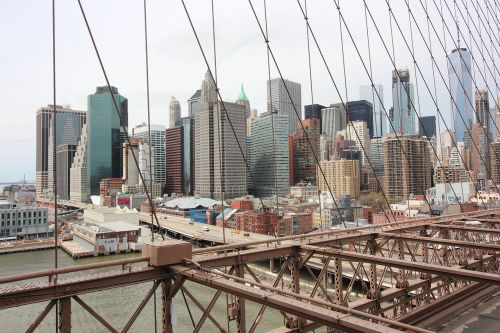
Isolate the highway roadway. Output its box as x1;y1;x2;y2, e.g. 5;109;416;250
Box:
139;212;274;244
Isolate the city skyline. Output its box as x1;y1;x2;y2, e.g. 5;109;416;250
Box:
3;0;498;182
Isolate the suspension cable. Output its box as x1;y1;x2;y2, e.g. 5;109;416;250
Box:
142;1;158;331
76;0;165;239
382;0;493;206
51;0;59;331
414;0;500;198
336;0;466;210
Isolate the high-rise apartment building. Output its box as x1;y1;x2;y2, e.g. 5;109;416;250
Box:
496;98;500;140
132;123;166;185
347;121;370;166
491;141;500;185
321;105;346;139
448;48;474;142
383;133;431;201
36;105;86;195
317;159;360;199
194;70;247;199
468;123;490;179
86;86;128;195
169;97;181;129
267;78;301;134
391;69;416;135
248;113;289;197
289;118;320;186
360;84;385;137
370;137;384;178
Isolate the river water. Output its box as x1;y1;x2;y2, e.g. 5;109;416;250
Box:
0;249;295;333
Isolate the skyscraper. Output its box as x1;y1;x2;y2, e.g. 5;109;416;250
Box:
448;48;474;142
267;78;301;134
384;134;431;201
56;144;77;199
391;69;416;135
304;104;325;130
169;97;181;128
36;105;86;195
475;90;490;139
70;124;88;202
347;121;370;166
165;127;183;196
132;123;166;185
360;84;385;137
248;113;289;197
194;70;247;199
236;84;251;119
86;86;128;195
289;118;320;185
317;159;360;199
419;116;436;138
187;90;201;118
332;100;374;138
177;117;194;196
496;98;500;140
321;105;346;139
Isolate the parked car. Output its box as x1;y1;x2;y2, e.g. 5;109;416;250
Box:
203;227;210;232
243;232;250;236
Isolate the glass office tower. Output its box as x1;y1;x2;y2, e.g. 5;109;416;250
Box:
86;86;128;195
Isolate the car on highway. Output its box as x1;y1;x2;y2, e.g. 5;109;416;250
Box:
243;232;250;236
202;227;210;232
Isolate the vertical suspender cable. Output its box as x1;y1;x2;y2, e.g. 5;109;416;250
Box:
209;1;230;331
51;0;59;331
304;0;324;231
142;1;158;331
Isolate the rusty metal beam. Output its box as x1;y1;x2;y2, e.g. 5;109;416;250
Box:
162;278;173;333
0;256;149;285
25;300;56;333
121;279;161;333
303;245;500;285
58;297;71;333
176;267;433;333
0;266;169;310
178;269;404;333
377;232;500;251
72;295;118;333
181;286;227;333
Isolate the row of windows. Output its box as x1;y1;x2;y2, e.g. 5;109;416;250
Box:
1;219;45;227
0;211;46;219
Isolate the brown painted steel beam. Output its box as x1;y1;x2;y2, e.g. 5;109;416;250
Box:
58;297;71;333
121;280;161;333
377;232;500;251
302;245;500;285
176;267;433;333
0;266;169;310
72;295;118;333
25;300;56;333
181;286;227;333
178;269;405;333
0;256;149;285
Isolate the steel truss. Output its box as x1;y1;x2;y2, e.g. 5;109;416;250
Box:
0;210;499;332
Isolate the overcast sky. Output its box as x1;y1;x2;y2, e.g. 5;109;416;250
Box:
0;0;497;183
